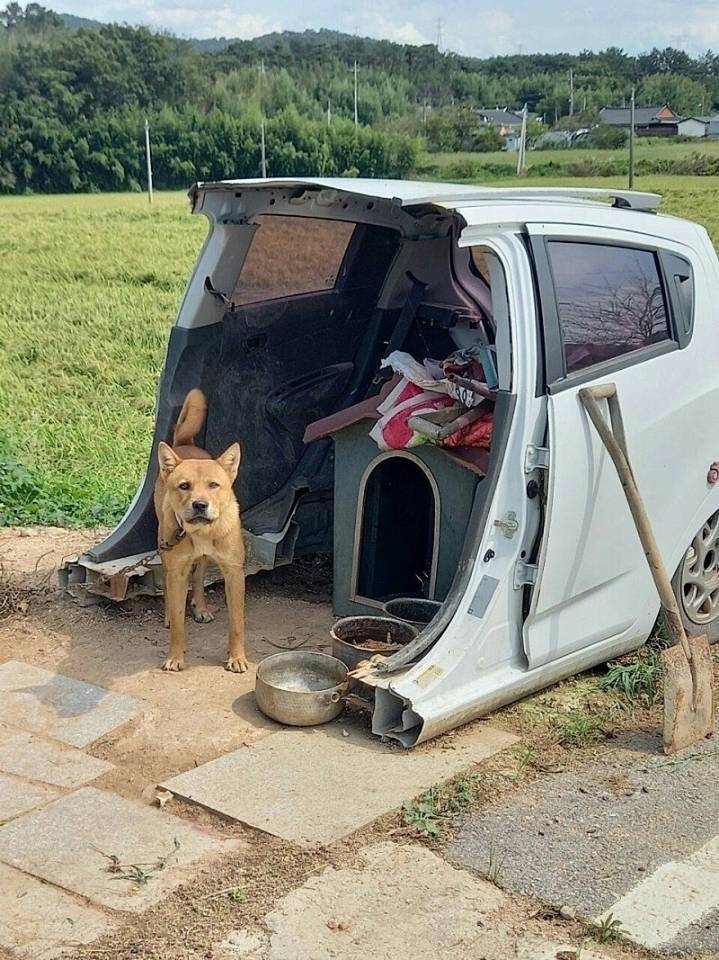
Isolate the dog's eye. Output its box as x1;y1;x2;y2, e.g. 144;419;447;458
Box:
177;481;191;491
208;481;220;489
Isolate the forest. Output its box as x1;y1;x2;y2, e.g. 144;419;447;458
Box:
1;2;719;193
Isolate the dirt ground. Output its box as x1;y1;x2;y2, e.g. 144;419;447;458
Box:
0;526;696;960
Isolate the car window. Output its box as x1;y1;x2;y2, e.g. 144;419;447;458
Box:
232;215;355;305
547;241;670;375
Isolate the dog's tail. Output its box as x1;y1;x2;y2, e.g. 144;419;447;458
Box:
173;389;207;446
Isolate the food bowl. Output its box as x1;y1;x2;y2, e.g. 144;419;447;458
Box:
255;651;349;726
382;598;442;631
330;616;418;671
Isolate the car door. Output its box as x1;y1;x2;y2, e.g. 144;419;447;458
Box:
522;222;705;669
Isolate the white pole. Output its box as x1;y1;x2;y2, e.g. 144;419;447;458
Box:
569;67;574;116
327;98;331;126
144;118;153;206
260;120;267;178
517;104;528;176
629;87;635;189
353;60;358;126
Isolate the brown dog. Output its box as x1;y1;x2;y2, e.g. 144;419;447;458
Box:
154;389;247;673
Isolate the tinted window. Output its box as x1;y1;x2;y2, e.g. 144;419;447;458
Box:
548;241;670;374
232;215;355;305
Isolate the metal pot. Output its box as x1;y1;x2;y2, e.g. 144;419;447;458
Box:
382;598;442;632
255;651;349;726
330;616;418;671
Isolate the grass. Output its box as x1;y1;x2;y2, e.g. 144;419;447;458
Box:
0;191;205;525
420;137;719;180
1;174;719;525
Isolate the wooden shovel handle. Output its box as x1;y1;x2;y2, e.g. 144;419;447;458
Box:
579;384;693;666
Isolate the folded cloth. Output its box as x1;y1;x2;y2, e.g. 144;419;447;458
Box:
369;377;454;451
442;410;494;449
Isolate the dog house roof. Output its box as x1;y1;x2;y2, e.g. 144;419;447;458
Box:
190;177;662;213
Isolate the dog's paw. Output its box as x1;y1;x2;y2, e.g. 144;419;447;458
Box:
225;656;249;674
162;657;185;672
192;609;214;624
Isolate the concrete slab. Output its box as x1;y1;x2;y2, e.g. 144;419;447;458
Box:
260;841;558;960
0;772;60;823
0;660;144;748
0;786;236;912
162;722;518;846
0;731;113;787
597;860;719;950
0;861;114;959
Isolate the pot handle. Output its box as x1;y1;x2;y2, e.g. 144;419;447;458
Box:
329;680;351;704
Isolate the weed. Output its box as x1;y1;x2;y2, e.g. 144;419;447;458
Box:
402;794;443;836
591;913;627;944
598;652;662;705
486;841;505;884
402;775;478;836
554;712;604;747
514;745;538;778
229;885;247;903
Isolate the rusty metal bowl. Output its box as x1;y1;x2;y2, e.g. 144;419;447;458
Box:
330;616;418;671
255;651;349;726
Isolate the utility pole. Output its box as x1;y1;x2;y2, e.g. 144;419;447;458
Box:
436;18;443;52
517;103;528;176
568;67;574;116
260;119;267;178
144;117;153;206
628;87;635;189
327;98;331;126
353;60;358;126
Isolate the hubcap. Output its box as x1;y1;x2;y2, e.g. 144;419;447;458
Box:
680;510;719;625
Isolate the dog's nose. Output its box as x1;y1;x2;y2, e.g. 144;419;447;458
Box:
192;500;208;512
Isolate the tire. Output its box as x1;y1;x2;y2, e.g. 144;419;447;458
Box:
671;509;719;644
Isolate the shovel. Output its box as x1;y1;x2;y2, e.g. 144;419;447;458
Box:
579;383;714;754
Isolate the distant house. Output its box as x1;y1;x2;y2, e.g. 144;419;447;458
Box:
676;117;708;138
599;104;679;137
478;108;524;135
709;115;719;137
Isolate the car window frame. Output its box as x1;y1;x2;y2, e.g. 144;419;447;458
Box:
231;214;358;307
529;233;693;394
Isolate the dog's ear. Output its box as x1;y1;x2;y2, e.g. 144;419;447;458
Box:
158;441;180;478
217;443;241;482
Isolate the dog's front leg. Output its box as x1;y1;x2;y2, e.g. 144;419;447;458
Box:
163;564;191;671
223;565;247;673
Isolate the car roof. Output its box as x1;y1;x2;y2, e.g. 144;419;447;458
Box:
192;177;661;212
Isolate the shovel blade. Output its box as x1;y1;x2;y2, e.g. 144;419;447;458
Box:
663;635;714;754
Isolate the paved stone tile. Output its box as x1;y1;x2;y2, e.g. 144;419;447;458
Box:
162;722;518;846
0;660;144;747
0;861;114;959
0;772;60;823
0;731;113;787
0;786;236;912
264;842;507;959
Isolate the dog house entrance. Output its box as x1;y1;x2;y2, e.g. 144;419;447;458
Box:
354;454;439;604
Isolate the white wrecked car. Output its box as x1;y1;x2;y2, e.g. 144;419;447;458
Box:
62;179;719;746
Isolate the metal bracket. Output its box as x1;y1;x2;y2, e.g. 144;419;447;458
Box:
514;561;538;588
493;510;519;539
525;444;550;473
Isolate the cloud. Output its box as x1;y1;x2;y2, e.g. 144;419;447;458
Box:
143;7;279;38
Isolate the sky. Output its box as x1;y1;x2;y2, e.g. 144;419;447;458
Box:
53;0;718;57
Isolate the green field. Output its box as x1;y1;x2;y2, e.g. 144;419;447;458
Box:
1;176;719;526
421;138;719;180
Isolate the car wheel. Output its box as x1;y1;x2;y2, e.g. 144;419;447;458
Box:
671;509;719;643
